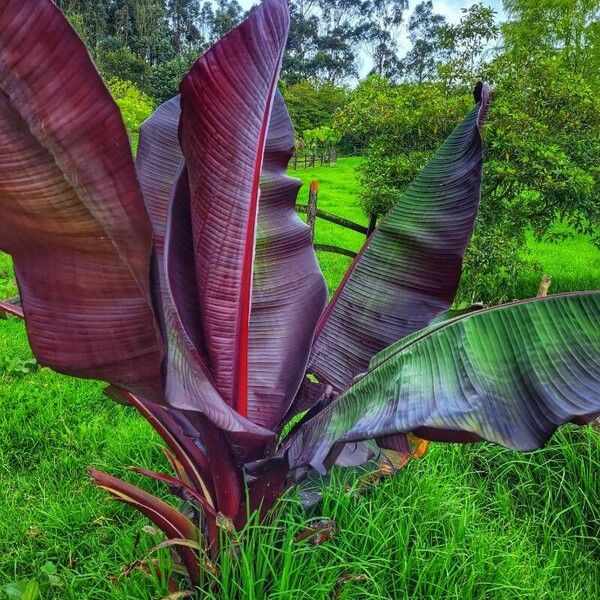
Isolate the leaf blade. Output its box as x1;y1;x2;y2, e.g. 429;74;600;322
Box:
308;86;491;392
178;0;290;415
0;0;163;399
248;91;327;429
287;292;600;473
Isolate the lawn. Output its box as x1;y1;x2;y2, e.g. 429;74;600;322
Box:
0;158;599;599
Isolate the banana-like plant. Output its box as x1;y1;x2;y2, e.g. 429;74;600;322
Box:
0;0;598;588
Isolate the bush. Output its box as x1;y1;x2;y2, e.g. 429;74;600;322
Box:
107;79;155;150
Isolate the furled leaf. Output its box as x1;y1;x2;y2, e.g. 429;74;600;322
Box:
178;0;290;416
0;0;163;400
89;469;201;585
286;292;600;474
308;85;492;392
248;92;327;429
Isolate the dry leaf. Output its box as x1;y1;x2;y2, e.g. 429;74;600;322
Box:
333;573;368;598
294;519;335;545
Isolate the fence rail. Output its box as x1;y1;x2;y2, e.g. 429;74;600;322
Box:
292;149;337;169
297;180;375;259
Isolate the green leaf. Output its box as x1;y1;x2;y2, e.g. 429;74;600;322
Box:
21;581;40;600
4;580;40;600
286;292;600;474
308;85;491;393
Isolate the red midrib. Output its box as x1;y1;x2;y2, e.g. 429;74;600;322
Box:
235;69;281;418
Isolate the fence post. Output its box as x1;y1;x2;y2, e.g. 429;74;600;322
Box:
367;214;377;238
307;181;318;241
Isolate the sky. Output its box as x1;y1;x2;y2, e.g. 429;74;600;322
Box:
237;0;506;77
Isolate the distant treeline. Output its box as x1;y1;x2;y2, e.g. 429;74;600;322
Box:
55;1;499;102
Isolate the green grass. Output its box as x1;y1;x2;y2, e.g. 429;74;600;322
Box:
1;157;599;598
290;157;367;293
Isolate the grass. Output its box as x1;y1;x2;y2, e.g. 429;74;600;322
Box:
0;157;599;598
290;157;367;293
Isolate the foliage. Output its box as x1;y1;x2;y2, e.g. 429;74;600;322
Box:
502;0;600;80
338;0;600;304
437;2;499;86
0;0;599;594
282;0;366;84
148;53;197;104
96;45;152;90
107;79;155;146
302;126;341;153
335;77;470;216
399;1;447;84
281;80;348;138
363;0;409;81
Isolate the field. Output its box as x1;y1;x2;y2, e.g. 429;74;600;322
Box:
0;158;599;599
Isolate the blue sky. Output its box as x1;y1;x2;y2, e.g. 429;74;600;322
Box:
238;0;506;77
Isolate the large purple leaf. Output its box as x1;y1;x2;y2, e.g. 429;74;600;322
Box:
136;94;183;299
248;92;327;429
308;85;492;393
285;292;600;474
0;0;163;399
163;168;275;440
178;0;290;416
137;88;326;434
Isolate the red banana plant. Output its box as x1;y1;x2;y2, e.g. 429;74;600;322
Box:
0;0;598;588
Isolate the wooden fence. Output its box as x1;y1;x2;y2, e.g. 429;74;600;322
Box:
292;149;337;169
297;180;376;259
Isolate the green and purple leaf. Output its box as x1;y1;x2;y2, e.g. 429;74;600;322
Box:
0;0;163;400
308;85;492;393
286;292;600;474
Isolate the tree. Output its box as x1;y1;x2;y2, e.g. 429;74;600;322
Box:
502;0;600;79
438;3;499;87
205;0;244;41
96;44;152;89
281;0;365;85
148;53;197;103
281;0;321;82
400;1;447;83
282;79;348;135
166;0;201;53
312;0;366;84
363;0;409;81
55;0;108;50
